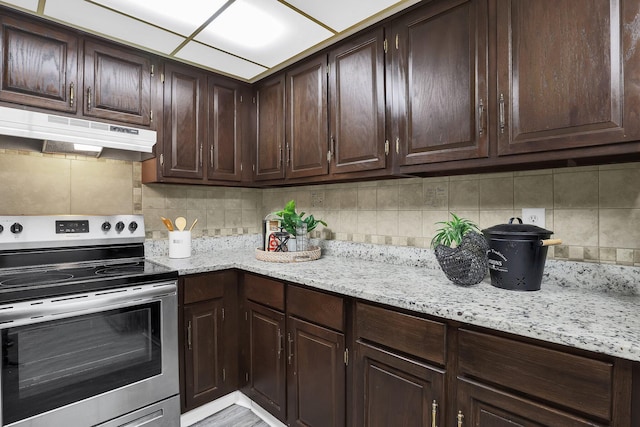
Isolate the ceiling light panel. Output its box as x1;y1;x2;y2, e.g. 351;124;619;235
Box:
44;0;185;54
175;41;267;80
286;0;406;32
197;0;333;68
90;0;228;35
0;0;38;11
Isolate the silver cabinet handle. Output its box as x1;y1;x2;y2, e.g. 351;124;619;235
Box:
478;98;485;136
499;93;505;134
287;332;293;365
187;320;192;351
210;145;214;168
69;82;75;107
277;328;283;359
87;87;92;110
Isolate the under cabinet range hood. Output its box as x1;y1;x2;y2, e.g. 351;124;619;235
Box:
0;105;157;156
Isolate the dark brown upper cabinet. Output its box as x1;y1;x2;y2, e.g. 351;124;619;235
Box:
329;27;387;175
0;15;78;113
160;62;207;180
253;74;286;182
206;75;243;182
392;0;489;167
285;55;329;180
83;39;153;127
496;0;640;155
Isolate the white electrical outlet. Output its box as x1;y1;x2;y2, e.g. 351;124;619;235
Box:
522;208;545;228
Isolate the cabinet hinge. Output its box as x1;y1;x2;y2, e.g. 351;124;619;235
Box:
240;162;243;172
344;348;349;366
150;64;154;77
161;73;165;84
150;110;154;123
326;150;331;163
160;153;164;166
395;137;400;154
252;97;256;104
252;164;256;172
240;95;243;103
326;64;330;75
383;39;388;53
384;140;390;156
222;368;226;382
245;311;248;321
245;372;249;382
395;34;399;50
222;308;225;321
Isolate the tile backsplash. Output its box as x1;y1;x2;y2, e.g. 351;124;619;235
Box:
1;148;638;266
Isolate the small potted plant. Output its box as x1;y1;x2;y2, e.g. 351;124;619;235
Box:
273;200;327;251
431;213;488;286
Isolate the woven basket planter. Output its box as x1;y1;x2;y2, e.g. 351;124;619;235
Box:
434;231;489;286
255;246;321;263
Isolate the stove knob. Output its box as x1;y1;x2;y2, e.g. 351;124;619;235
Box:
115;221;125;232
101;221;112;232
10;223;23;234
0;224;3;233
128;221;138;232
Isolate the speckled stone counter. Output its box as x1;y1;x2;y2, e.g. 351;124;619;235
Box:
146;236;640;363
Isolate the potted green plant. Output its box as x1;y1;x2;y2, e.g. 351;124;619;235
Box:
272;200;327;251
431;213;488;286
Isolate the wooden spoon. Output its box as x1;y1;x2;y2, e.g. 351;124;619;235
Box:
188;218;198;231
175;216;187;231
160;216;174;231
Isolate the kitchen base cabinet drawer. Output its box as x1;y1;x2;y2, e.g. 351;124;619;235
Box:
457;378;606;427
243;273;285;311
356;302;446;365
287;285;344;331
183;271;234;304
458;329;613;421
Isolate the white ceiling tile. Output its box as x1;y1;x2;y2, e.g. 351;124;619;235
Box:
91;0;228;35
44;0;185;54
175;41;267;81
196;0;333;68
0;0;38;12
287;0;405;32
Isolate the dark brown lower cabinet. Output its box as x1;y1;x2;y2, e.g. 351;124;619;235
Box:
354;340;444;427
180;272;238;413
287;316;345;427
456;378;603;427
245;300;287;420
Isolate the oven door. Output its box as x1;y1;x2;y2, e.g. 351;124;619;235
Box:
0;281;178;427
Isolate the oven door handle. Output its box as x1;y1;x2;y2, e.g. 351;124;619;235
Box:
0;281;177;328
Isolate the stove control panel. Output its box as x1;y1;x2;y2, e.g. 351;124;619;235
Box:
0;215;146;249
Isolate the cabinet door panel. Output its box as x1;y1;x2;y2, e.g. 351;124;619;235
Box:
184;299;223;410
394;0;488;165
287;316;345;427
162;62;206;179
496;0;635;154
207;76;243;181
246;301;286;421
83;40;151;126
329;28;386;174
457;378;605;427
0;16;77;113
286;55;329;179
354;341;444;427
254;75;285;181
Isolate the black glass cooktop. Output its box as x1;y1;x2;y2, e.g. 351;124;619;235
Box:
0;260;177;304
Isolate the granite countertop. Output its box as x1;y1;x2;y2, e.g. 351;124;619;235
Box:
147;237;640;363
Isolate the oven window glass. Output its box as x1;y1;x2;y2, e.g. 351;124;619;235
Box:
1;302;161;425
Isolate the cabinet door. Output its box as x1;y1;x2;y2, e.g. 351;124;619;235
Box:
254;75;285;181
457;378;606;427
286;55;329;179
183;299;224;410
329;28;387;174
354;340;444;427
496;0;639;155
393;0;488;166
83;40;152;126
0;16;78;113
245;301;287;421
287;316;345;427
207;75;243;181
162;62;206;179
